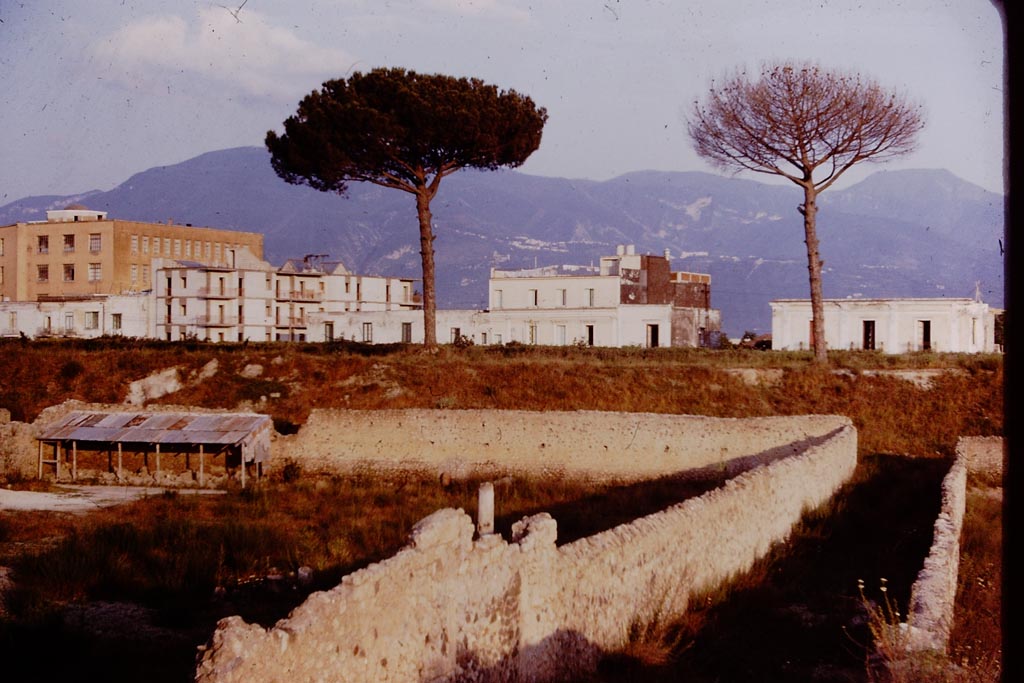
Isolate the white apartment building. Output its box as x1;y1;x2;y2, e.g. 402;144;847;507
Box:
154;251;419;342
1;248;419;343
770;297;997;354
308;246;721;348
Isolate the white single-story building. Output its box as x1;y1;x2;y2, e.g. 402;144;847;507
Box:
769;297;997;354
1;293;153;339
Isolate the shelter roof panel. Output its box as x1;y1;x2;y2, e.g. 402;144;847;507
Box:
37;411;271;447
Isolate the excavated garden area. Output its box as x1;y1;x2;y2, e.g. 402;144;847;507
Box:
0;339;1004;682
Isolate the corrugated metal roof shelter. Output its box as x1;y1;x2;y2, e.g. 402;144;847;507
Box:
37;410;273;487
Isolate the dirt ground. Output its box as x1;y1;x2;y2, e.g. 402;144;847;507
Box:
0;484;224;513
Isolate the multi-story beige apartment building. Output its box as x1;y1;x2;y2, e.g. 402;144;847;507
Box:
0;205;263;302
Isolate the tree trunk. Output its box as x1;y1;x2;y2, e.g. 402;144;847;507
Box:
802;184;827;363
415;189;437;347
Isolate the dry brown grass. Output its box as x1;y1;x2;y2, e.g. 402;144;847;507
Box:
0;338;1003;682
0;339;1003;461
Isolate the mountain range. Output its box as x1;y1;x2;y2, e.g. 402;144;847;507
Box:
0;146;1004;336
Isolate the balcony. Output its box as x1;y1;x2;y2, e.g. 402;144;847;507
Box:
275;317;307;328
275;289;322;302
193;315;240;327
197;287;240;299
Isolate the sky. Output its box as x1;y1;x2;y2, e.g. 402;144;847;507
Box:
0;0;1006;205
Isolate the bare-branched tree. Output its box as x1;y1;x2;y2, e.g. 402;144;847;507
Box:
688;62;924;362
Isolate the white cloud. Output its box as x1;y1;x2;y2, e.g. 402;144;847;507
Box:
91;8;357;102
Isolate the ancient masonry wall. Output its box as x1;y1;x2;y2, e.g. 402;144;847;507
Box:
276;409;850;481
195;415;857;683
901;436;1002;654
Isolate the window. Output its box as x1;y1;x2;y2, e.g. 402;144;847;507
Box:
63;264;75;282
529;324;538;344
324;322;334;341
179;301;187;316
112;313;122;331
585;324;595;346
84;311;99;330
345;278;351;294
7;312;16;330
204;242;211;259
63;234;75;252
174;239;181;257
214;243;222;262
528;289;538;307
37;265;49;283
556;325;566;345
163;237;171;256
89;233;101;252
401;322;413;343
450;327;461;343
88;263;101;282
130;235;139;254
585;288;595;307
38;235;49;254
0;266;3;285
481;332;488;345
495;333;503;344
64;313;74;331
493;289;502;308
558;289;567;306
142;265;150;284
130;264;138;283
0;237;4;256
142;236;150;254
184;240;192;258
361;322;373;343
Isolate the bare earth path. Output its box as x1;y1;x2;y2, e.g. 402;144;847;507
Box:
0;484;224;512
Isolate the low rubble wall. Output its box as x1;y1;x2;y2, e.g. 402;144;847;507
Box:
901;436;1001;655
196;415;857;683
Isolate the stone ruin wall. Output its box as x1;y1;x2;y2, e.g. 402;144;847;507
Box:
276;409;851;481
901;436;1002;655
196;414;857;683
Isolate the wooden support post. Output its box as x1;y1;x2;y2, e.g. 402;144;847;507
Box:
37;441;43;479
117;443;123;481
72;441;77;482
240;449;246;489
155;444;161;480
199;445;205;487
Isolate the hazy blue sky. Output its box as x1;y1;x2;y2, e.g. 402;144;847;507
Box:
0;0;1005;204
